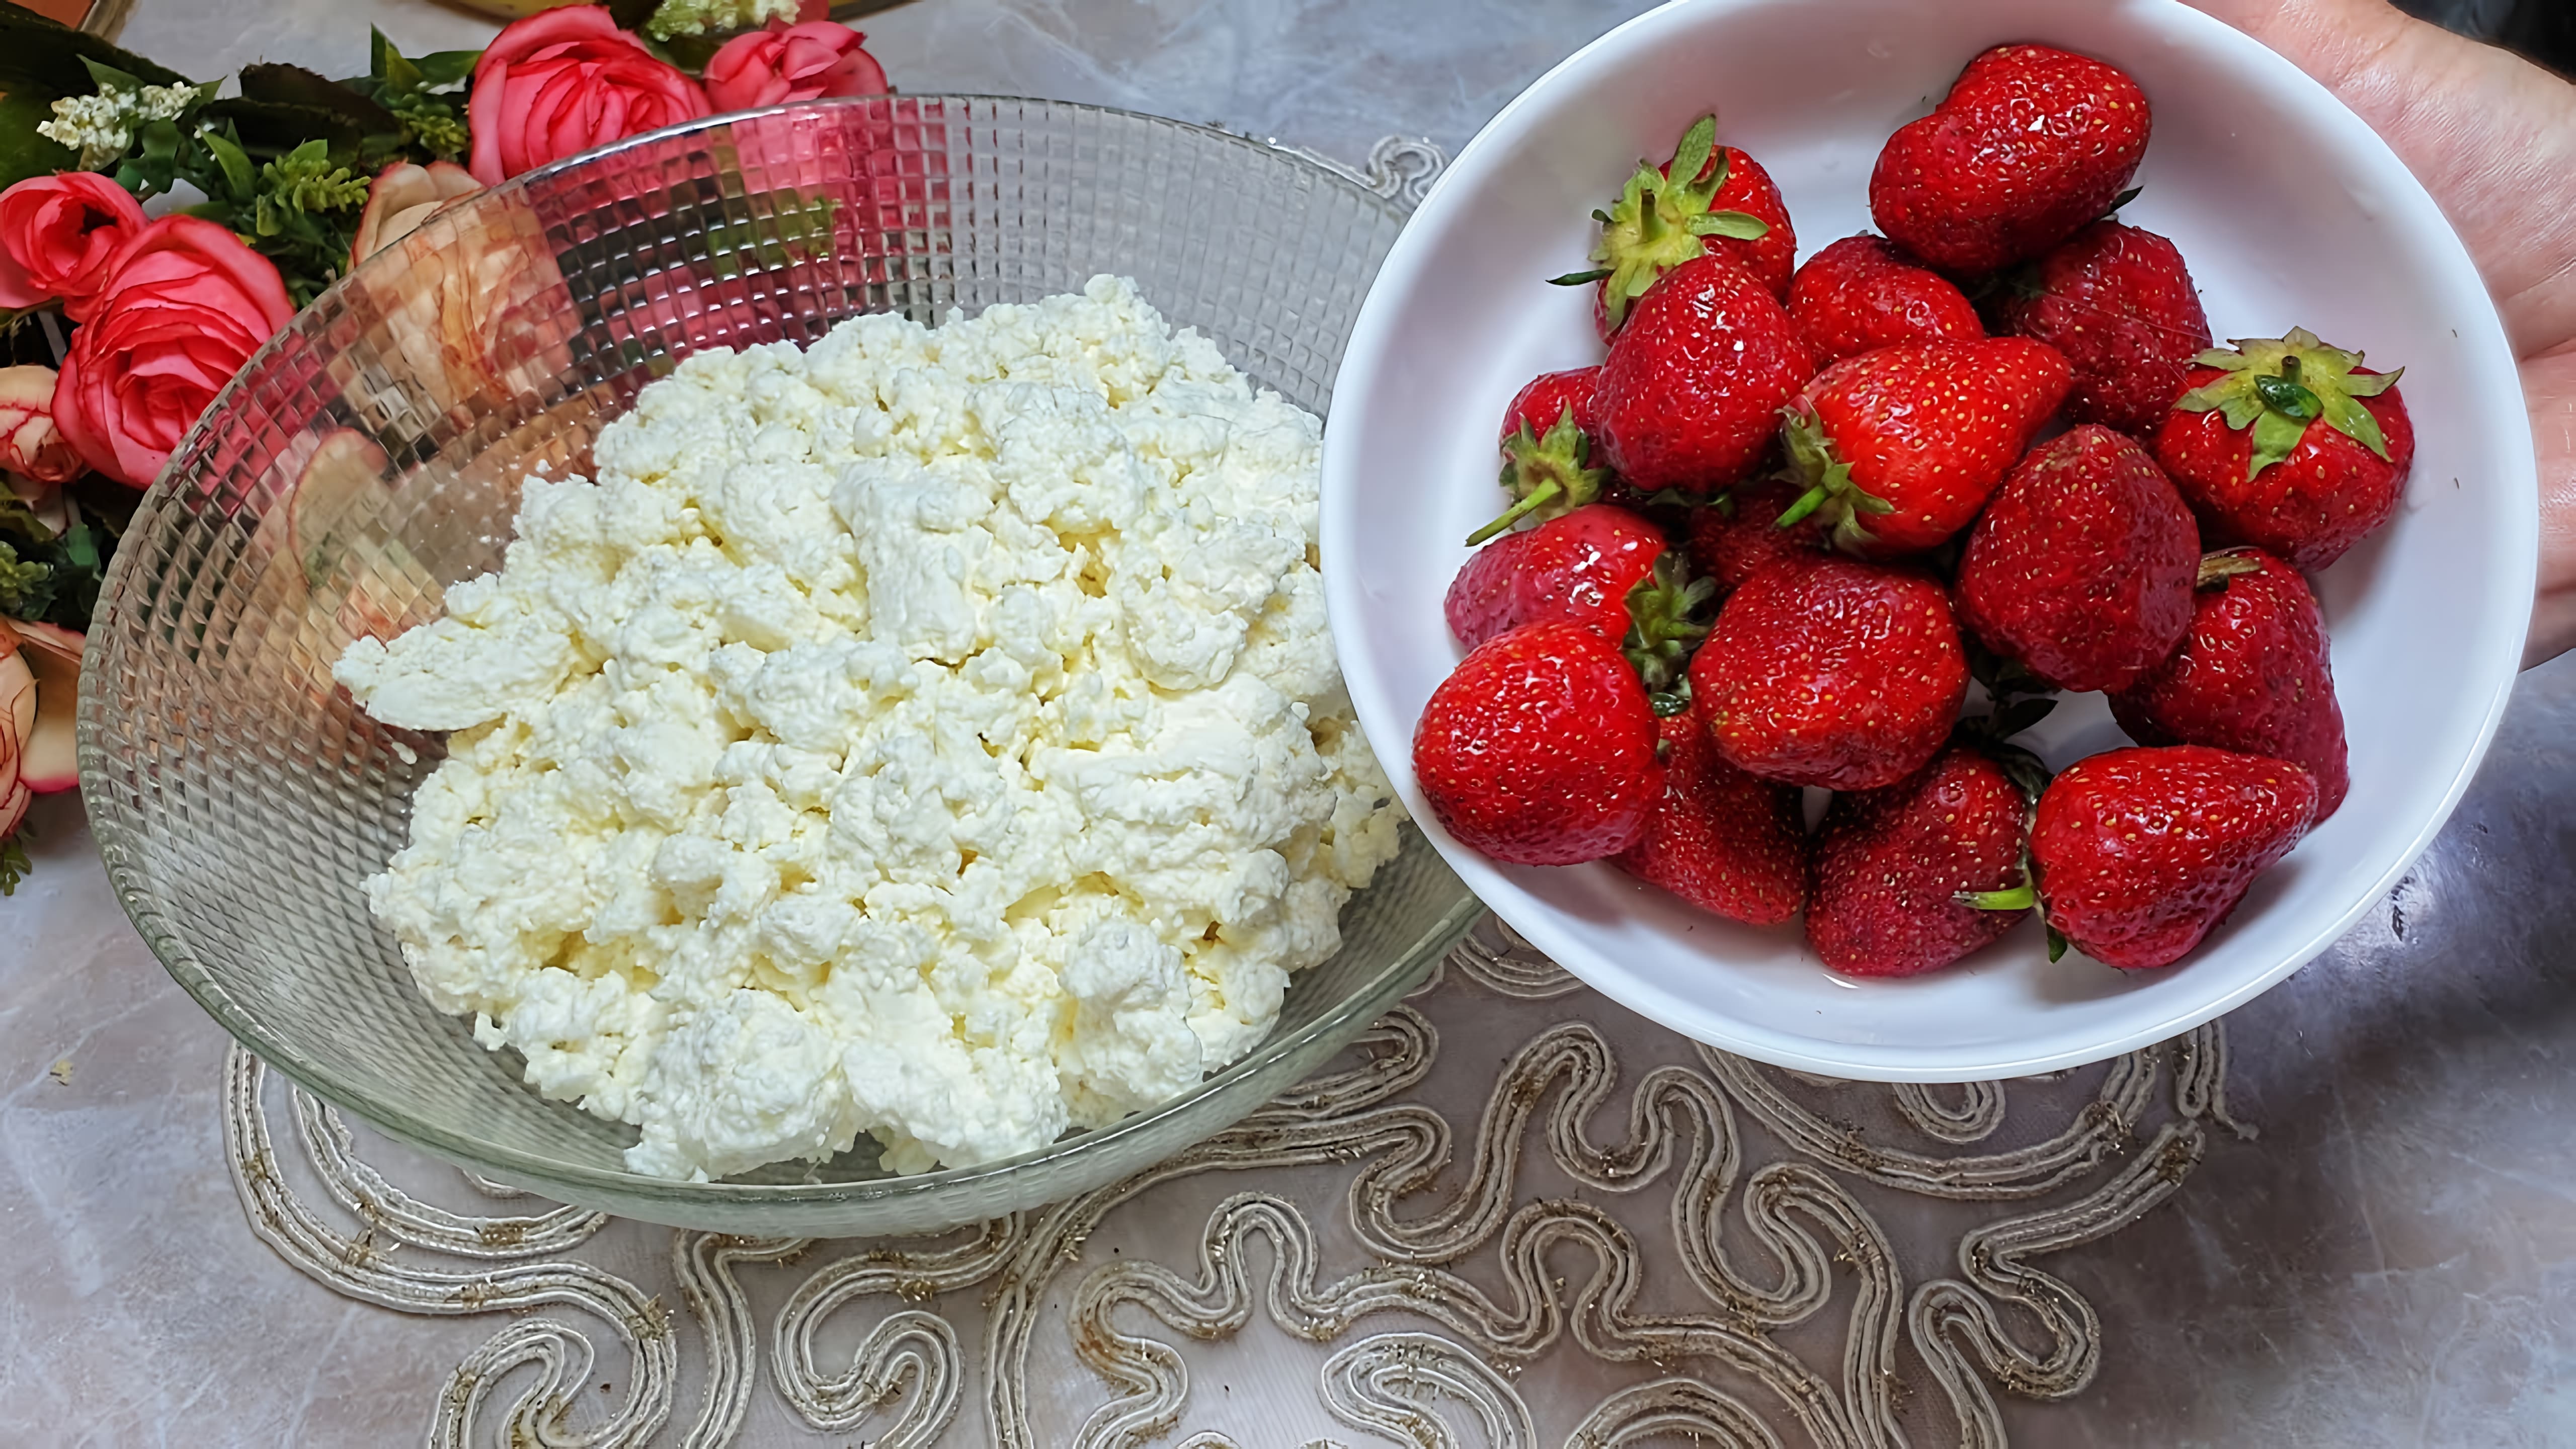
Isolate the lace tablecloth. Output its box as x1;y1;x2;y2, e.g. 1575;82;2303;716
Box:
9;2;2576;1443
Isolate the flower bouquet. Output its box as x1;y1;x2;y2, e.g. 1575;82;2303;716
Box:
0;0;890;888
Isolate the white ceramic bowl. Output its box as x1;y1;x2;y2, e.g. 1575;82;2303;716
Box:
1322;0;2538;1080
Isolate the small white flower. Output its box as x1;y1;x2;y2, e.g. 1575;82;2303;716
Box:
34;81;204;170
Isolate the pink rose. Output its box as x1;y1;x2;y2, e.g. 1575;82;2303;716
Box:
0;365;82;485
704;21;889;112
53;216;294;489
0;172;147;319
466;6;712;187
350;160;484;268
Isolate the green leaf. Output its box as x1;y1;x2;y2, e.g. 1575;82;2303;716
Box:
2191;347;2257;372
197;97;366;162
0;86;78;189
2247;409;2307;479
201;127;255;202
77;56;144;93
2252;372;2323;422
239;62;403;137
0;4;190;92
0;833;28;897
413;50;483;89
2339;366;2402;398
1683;210;1768;240
0;540;51;619
2174;376;2237;413
1545;268;1612;286
2317;388;2391;460
1668;115;1715;201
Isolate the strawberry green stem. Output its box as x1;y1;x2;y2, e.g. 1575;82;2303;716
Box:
1470;406;1609;545
1774;484;1828;529
2195;548;2266;588
1958;883;2037;912
1466;483;1561;546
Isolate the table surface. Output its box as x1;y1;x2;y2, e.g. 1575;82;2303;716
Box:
7;2;2576;1445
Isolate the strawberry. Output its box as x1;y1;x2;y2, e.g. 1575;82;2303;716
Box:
1554;115;1796;336
1687;553;1969;790
1787;234;1985;368
2152;329;2413;571
1477;368;1613;542
1808;742;2041;978
1444;503;1665;649
1595;253;1817;496
1871;44;2153;276
1773;338;2071;556
1412;621;1666;866
2111;548;2351;821
1955;424;2200;694
1499;366;1602;447
1685;476;1827;595
1983;745;2319;970
1997;221;2213;436
1613;694;1807;926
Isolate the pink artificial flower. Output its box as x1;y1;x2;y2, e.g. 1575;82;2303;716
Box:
704;20;890;112
0;365;82;484
465;5;713;187
350;160;484;268
52;216;294;489
0;172;147;319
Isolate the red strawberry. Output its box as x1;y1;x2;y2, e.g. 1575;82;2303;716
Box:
1774;338;2071;556
1478;368;1613;542
1561;115;1796;336
1955;425;2201;694
1871;44;2152;276
1499;366;1602;447
1809;743;2040;977
2111;548;2351;821
1595;253;1817;496
1787;234;1985;367
1412;621;1665;866
1998;221;2213;436
2152;329;2413;571
1686;476;1827;596
1613;695;1807;926
1687;553;1969;790
1445;504;1664;650
2004;745;2319;970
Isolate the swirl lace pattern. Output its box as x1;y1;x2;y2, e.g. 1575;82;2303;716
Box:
216;137;2249;1447
223;919;2245;1446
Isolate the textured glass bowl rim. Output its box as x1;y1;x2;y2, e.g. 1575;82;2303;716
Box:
83;95;1483;1210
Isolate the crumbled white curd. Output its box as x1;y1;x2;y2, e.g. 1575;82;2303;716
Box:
336;277;1402;1180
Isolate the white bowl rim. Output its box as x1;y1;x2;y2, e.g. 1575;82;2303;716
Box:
1320;0;2540;1081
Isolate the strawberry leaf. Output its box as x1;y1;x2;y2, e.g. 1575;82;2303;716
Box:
2339;367;2402;398
2247;409;2307;479
1684;211;1769;239
1472;406;1607;544
1668;116;1716;204
2317;388;2391;460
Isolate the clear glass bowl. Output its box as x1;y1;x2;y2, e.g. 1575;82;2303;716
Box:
77;98;1480;1235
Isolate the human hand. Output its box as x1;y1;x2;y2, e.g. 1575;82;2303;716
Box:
2185;0;2576;668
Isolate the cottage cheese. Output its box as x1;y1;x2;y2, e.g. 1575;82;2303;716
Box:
336;277;1403;1180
